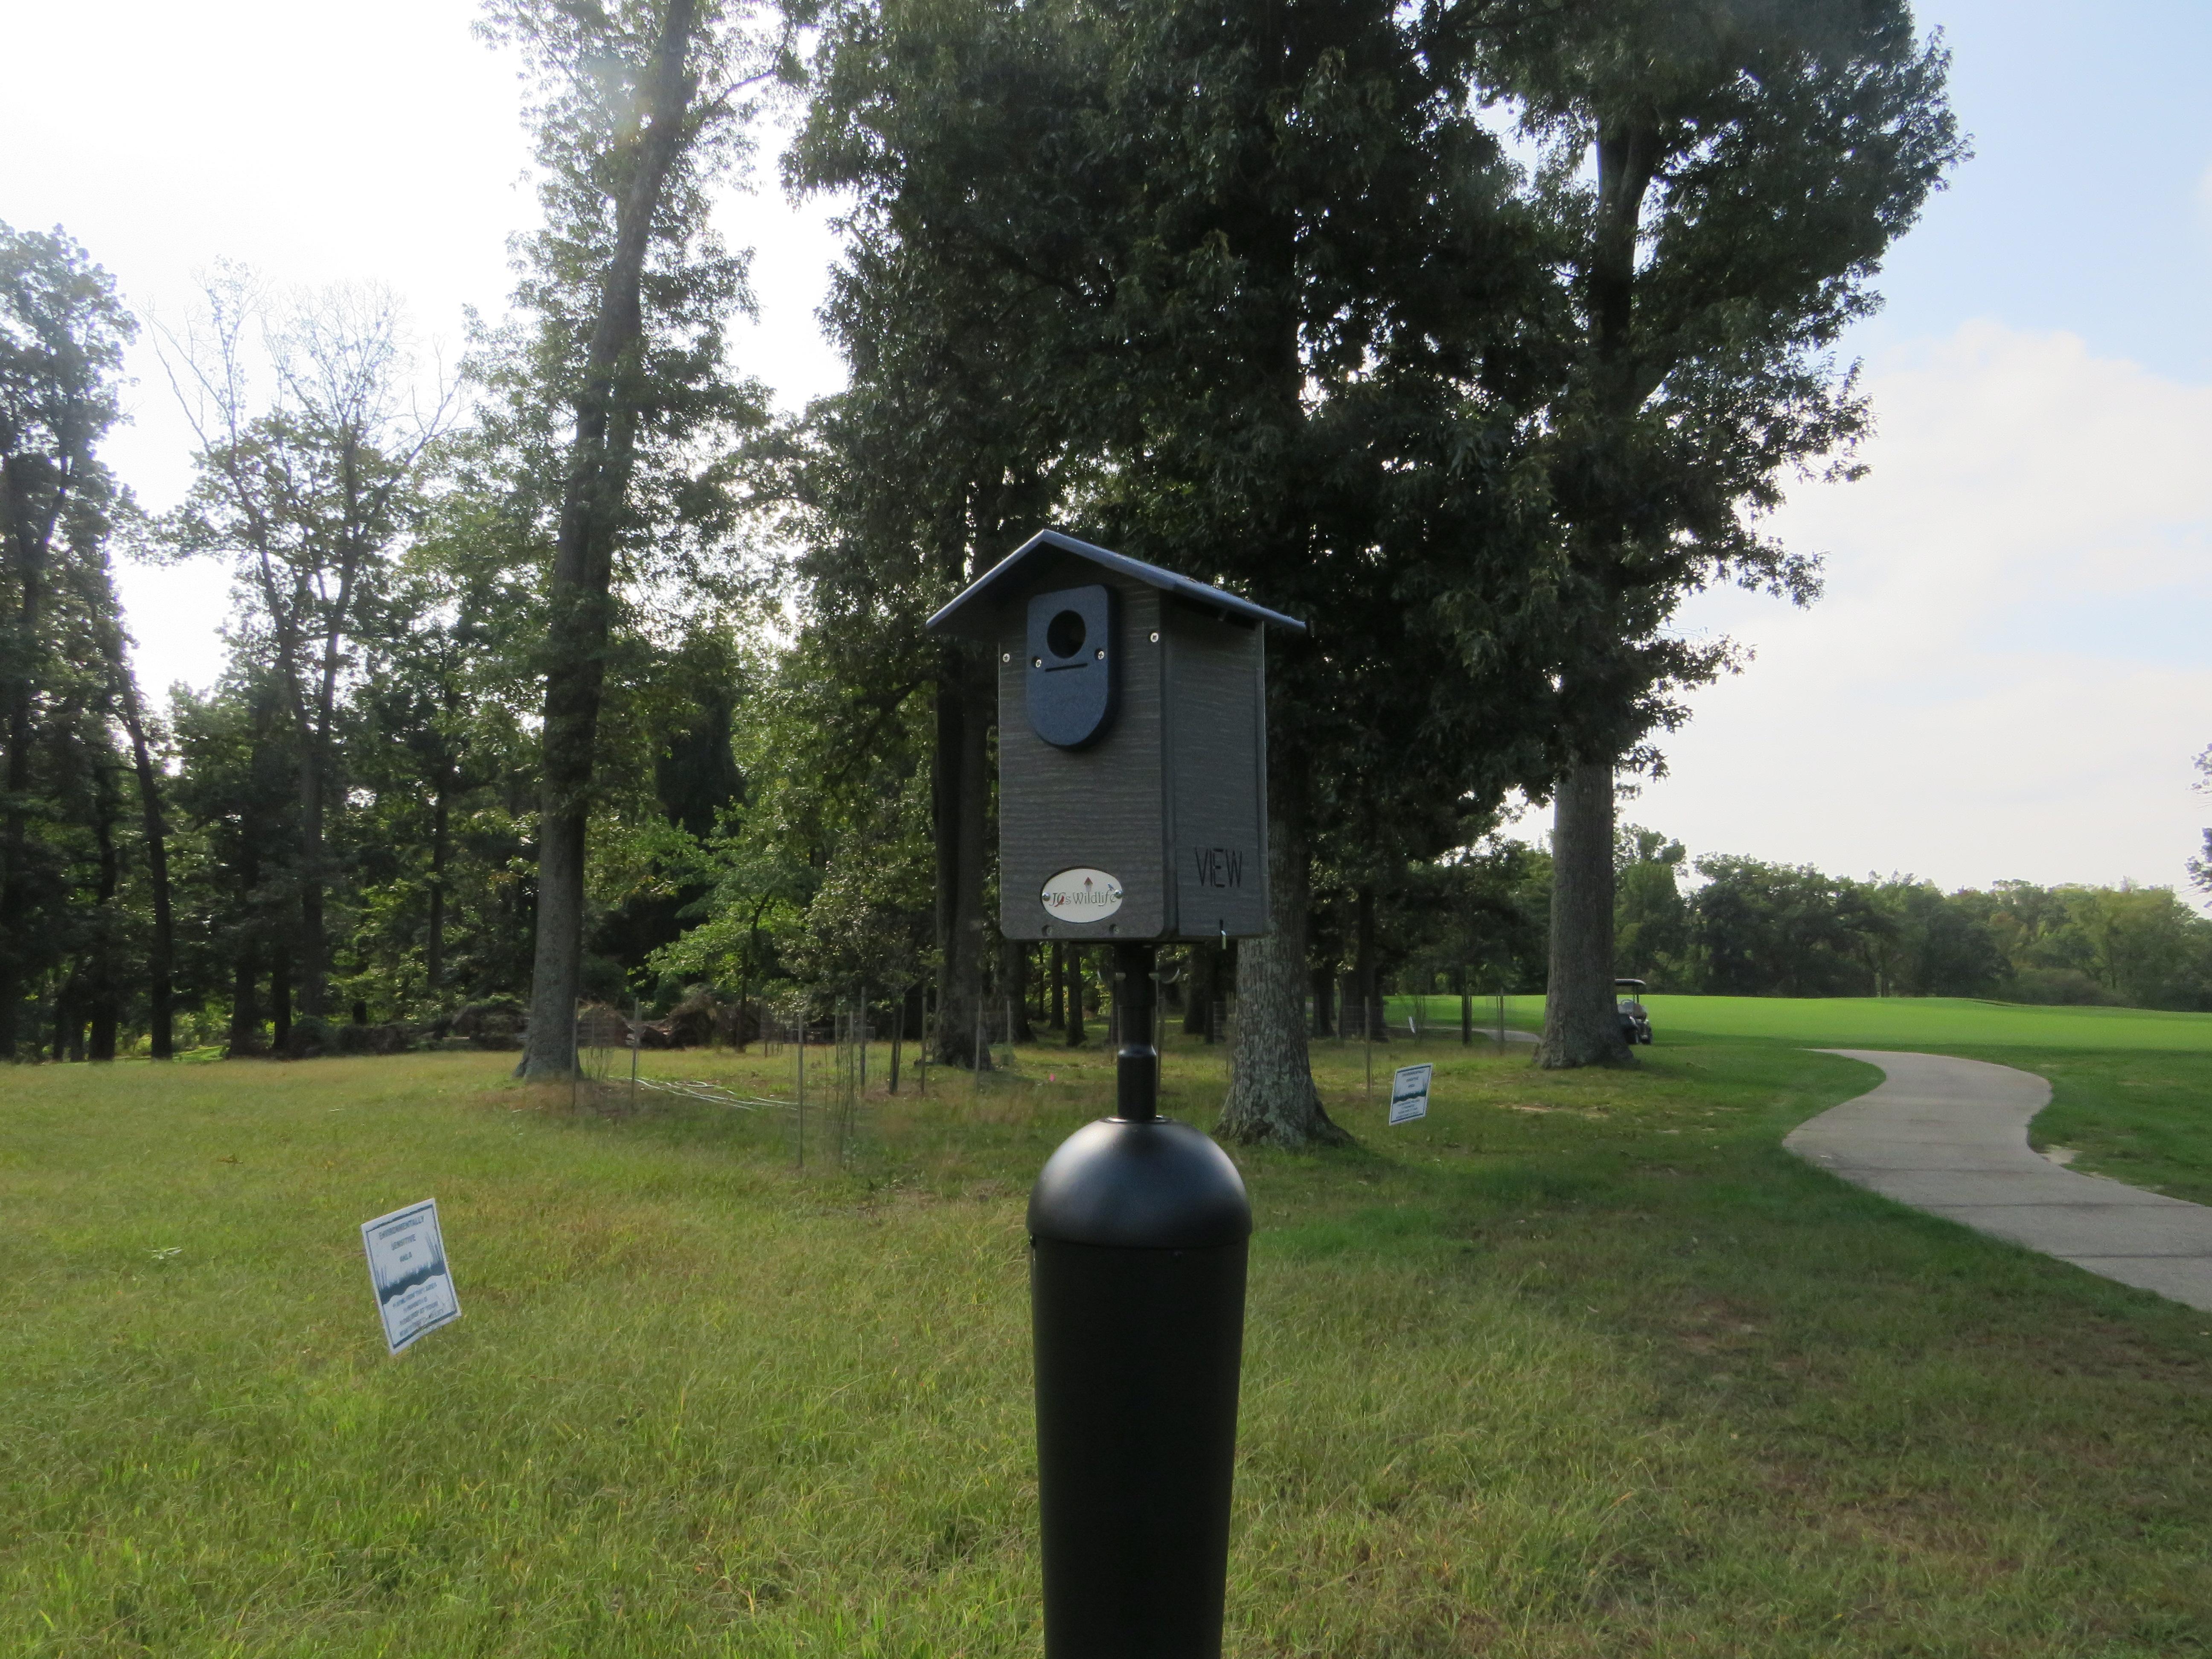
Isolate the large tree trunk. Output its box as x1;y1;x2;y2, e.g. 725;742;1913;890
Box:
1538;758;1630;1068
271;946;293;1054
1182;942;1220;1039
521;0;701;1079
1308;961;1333;1039
1217;804;1346;1148
1048;940;1065;1030
1064;945;1086;1046
1002;937;1035;1043
228;951;261;1057
931;649;993;1068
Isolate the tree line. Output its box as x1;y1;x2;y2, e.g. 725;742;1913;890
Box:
0;0;2032;1134
1368;827;2212;1013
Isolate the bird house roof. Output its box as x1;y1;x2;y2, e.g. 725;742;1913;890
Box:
925;529;1307;639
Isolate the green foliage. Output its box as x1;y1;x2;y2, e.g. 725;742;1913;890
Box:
1655;857;2212;1010
646;635;937;1003
0;222;148;1057
1612;824;1690;981
1455;0;1967;757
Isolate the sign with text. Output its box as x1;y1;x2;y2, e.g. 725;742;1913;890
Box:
361;1199;460;1356
1387;1063;1432;1126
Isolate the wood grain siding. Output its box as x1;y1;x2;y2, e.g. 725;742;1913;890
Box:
998;575;1167;941
1165;603;1270;940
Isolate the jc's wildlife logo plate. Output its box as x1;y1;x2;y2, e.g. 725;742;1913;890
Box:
1041;867;1123;922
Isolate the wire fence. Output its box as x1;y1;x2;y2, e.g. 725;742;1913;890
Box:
571;996;893;1170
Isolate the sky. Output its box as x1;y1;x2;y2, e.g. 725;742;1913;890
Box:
2;0;2207;899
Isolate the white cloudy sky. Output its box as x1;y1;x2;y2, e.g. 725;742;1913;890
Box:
3;0;2207;898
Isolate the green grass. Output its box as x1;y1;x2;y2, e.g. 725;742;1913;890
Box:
1397;991;2212;1053
1400;992;2212;1203
7;1034;2212;1656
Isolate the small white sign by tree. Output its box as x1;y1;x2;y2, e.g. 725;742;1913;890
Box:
1388;1063;1432;1126
361;1199;460;1356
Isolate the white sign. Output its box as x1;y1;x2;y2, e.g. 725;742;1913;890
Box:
1388;1063;1432;1125
1041;866;1123;923
361;1199;461;1355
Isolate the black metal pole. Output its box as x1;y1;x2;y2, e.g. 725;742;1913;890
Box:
1029;937;1250;1659
1113;942;1157;1123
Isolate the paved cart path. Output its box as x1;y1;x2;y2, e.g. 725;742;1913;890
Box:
1786;1050;2212;1313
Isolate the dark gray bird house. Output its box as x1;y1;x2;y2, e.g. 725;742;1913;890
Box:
927;530;1305;945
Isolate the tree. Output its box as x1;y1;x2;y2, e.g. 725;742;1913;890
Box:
483;0;792;1079
158;274;447;1024
787;40;1098;1067
1691;855;1881;997
1865;877;2005;998
170;661;304;1054
0;224;136;1057
1613;824;1688;986
798;0;1560;1134
1450;0;1966;1065
77;545;177;1056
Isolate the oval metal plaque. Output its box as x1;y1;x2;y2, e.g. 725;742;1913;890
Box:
1041;867;1123;923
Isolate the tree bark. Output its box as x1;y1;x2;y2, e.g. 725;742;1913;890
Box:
55;977;78;1062
1308;961;1333;1039
1532;118;1659;1072
271;946;292;1055
1003;937;1035;1042
1064;945;1086;1046
1182;943;1219;1038
1537;758;1631;1068
1217;806;1346;1148
521;0;701;1079
228;951;260;1057
1048;940;1065;1030
931;647;993;1068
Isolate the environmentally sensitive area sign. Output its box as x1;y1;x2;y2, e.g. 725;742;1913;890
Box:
1388;1063;1432;1126
361;1198;460;1356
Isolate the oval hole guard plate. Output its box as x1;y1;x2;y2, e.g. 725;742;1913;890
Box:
1026;584;1117;748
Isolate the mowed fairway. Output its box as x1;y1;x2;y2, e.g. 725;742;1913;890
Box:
1407;993;2212;1205
6;1032;2212;1656
1407;991;2212;1053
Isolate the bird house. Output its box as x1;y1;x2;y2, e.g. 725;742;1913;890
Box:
927;530;1304;944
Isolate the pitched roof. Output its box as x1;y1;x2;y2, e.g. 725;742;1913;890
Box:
925;529;1307;637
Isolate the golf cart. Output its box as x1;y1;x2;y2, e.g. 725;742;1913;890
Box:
1616;979;1653;1046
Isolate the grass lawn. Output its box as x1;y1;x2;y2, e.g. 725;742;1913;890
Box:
1398;991;2212;1054
1403;993;2212;1203
6;1031;2212;1656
